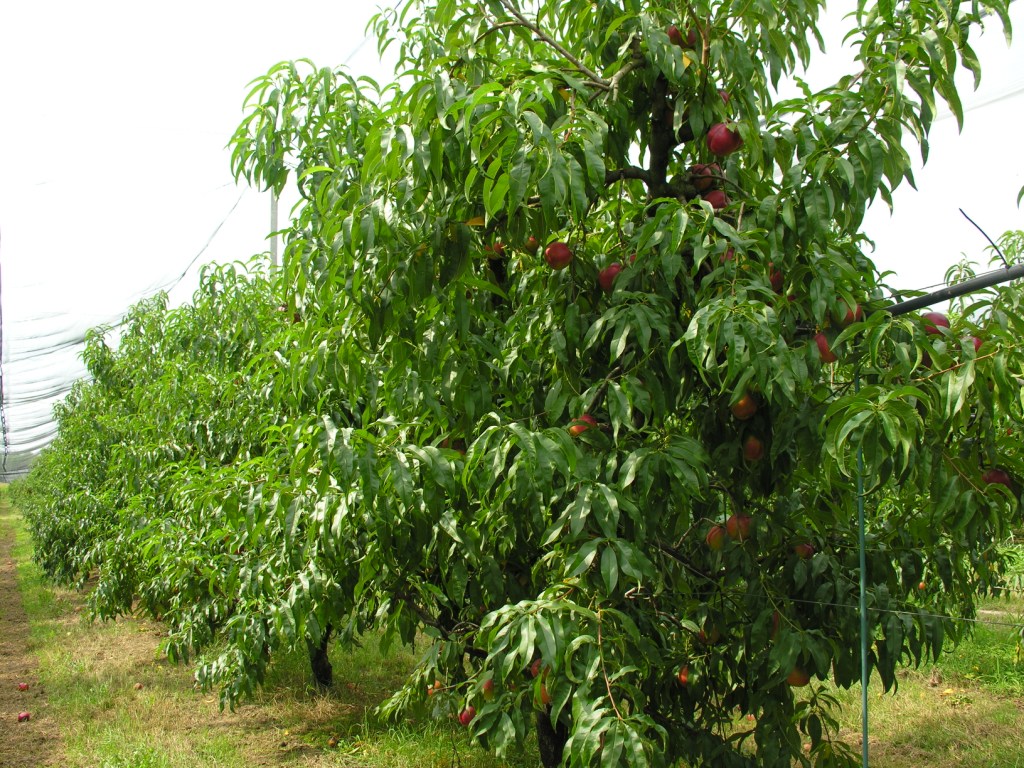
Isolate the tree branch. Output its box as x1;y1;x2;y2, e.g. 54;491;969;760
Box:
652;540;716;585
597;610;624;720
586;364;624;415
605;166;651;186
473;20;521;46
609;52;647;101
398;591;442;629
647;76;676;198
397;591;488;658
497;0;611;90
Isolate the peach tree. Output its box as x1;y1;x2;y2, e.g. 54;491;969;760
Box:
223;0;1024;764
14;0;1024;766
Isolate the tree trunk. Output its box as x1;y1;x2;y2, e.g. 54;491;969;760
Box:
307;623;333;689
536;709;569;768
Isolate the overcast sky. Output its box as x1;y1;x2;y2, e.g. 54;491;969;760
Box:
1;1;1022;460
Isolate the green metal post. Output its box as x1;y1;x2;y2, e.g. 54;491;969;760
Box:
856;375;868;768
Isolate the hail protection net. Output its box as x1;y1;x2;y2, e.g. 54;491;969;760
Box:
0;184;273;483
0;2;408;483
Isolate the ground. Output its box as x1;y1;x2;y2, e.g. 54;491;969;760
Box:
0;499;62;767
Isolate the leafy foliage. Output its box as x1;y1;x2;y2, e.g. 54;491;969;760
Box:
12;1;1024;766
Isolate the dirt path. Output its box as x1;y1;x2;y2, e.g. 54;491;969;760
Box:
0;501;62;767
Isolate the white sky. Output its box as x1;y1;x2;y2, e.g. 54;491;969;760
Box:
1;1;1022;459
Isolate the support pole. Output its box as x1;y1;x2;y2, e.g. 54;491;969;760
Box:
270;194;279;274
855;379;868;768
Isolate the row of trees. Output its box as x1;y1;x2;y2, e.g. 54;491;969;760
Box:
12;1;1024;765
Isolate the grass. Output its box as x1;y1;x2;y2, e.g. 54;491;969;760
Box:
5;497;1024;767
828;668;1024;768
942;593;1024;695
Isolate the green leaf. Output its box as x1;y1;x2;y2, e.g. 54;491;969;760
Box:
600;545;619;593
484;170;510;217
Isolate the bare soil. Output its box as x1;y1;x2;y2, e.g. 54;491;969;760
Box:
0;502;62;767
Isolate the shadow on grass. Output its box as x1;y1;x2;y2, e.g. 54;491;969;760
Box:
230;637;539;767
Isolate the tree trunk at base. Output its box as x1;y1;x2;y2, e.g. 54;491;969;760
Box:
536;709;569;768
307;623;333;688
